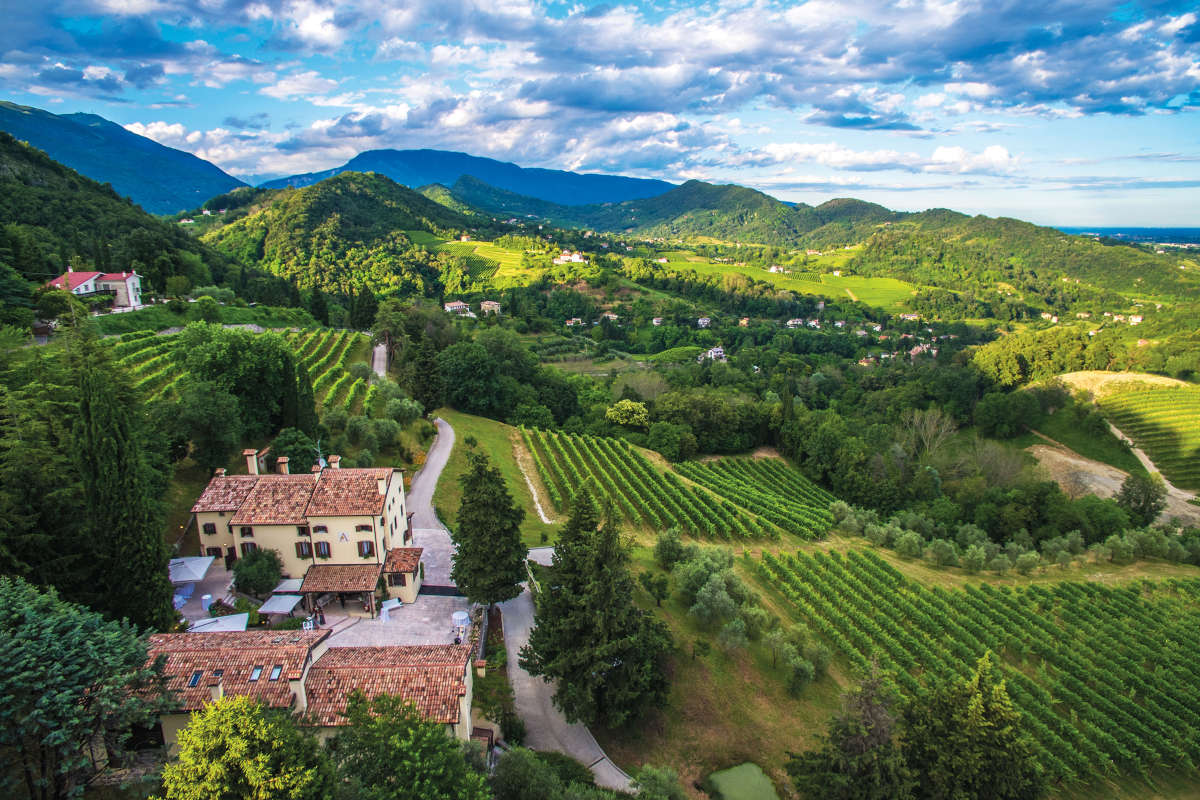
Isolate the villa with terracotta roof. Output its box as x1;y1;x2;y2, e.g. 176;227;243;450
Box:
191;451;417;617
146;629;331;751
44;267;143;309
303;644;474;740
144;632;475;749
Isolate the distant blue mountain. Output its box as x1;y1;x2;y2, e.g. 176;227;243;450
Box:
259;148;674;206
0;101;246;215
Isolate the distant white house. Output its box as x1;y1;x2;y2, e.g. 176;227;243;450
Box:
44;268;143;309
553;251;588;265
651;317;664;326
565;317;583;327
480;300;501;315
443;300;470;314
697;317;711;328
698;346;726;363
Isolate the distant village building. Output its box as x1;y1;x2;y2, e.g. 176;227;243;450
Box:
786;318;805;329
565;317;583;327
651;317;664;326
834;320;846;328
480;300;501;315
655;257;669;264
201;209;212;216
44;268;143;309
698;346;727;363
600;311;619;322
697;317;711;328
459;234;471;242
552;251;588;265
807;320;821;329
1129;315;1143;325
898;313;920;322
739;317;750;327
443;300;470;315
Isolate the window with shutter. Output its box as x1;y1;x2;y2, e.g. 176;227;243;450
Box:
316;541;330;558
297;526;310;536
355;524;371;532
202;522;216;535
240;527;253;538
358;540;374;558
240;542;258;556
295;541;312;558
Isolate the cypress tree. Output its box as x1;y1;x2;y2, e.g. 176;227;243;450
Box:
450;449;526;607
70;331;175;630
902;652;1045;800
307;288;329;326
520;490;672;727
409;336;445;412
351;287;379;331
294;365;319;438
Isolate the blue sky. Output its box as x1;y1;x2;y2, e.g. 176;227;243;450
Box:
3;0;1198;225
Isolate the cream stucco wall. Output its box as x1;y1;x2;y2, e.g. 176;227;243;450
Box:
385;567;421;604
239;523;316;577
308;513;387;564
196;511;234;557
160;713;192;754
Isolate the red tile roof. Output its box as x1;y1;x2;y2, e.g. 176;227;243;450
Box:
303;645;471;726
146;630;329;712
191;475;260;513
45;271;102;291
229;474;317;525
384;547;422;574
305;468;393;517
299;563;383;594
98;272;136;281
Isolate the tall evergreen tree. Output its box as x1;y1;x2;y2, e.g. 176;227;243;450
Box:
351;287;379;331
450;449;526;607
307;287;330;326
520;489;672;728
69;331;175;630
788;667;913;800
409;336;445;412
294;365;319;438
0;577;169;800
902;653;1046;800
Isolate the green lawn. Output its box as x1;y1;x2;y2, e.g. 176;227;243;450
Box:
654;257;916;310
432;408;559;548
1018;406;1147;477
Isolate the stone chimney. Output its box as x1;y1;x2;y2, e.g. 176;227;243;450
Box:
311;465;321;473
329;455;341;470
243;449;259;475
208;678;223;702
214;468;226;477
377;475;387;495
277;456;289;475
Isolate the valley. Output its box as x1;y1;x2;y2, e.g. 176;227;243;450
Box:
2;112;1199;800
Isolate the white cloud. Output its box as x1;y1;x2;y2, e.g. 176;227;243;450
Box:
260;70;338;99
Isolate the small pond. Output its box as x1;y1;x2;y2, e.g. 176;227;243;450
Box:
706;762;780;800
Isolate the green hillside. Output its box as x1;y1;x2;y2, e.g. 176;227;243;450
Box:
0;131;228;292
202;171;473;294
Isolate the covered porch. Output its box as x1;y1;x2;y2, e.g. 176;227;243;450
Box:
299;563;384;619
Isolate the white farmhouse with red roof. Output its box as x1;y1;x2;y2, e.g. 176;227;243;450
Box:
44;267;144;309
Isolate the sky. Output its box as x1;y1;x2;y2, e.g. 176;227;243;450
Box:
2;0;1199;226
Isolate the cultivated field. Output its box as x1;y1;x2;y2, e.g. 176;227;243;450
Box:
109;327;370;413
759;547;1200;784
405;230;525;282
1099;385;1200;489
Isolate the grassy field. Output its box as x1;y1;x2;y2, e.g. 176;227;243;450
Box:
654;257;916;309
432;409;559;548
1057;370;1191;399
1014;406;1147;477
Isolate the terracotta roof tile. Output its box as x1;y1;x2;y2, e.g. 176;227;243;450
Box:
229;474;317;525
384;547;422;574
191;475;260;513
299;563;383;594
146;631;328;712
45;271;102;291
303;645;471;726
305;468;393;517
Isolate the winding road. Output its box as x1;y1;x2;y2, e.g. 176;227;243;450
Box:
406;415;633;792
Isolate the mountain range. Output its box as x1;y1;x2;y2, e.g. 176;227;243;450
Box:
0;102;246;215
258;148;674;206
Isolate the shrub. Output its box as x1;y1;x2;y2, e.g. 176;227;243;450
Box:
1015;552;1041;575
232;548;282;597
989;554;1012;575
653;529;686;569
387;397;425;426
895;530;926;559
961;544;988;574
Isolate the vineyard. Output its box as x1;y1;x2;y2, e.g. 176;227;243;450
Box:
676;458;836;539
759;548;1200;783
521;428;777;538
1099;386;1200;489
405;230;524;282
108;327;370;412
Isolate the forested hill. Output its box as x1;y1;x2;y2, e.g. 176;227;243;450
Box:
437;176;906;246
0;102;245;214
201;171;475;295
259;147;674;205
0;132;228;293
850;212;1200;306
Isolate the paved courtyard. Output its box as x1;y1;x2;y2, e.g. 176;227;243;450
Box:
325;595;472;646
